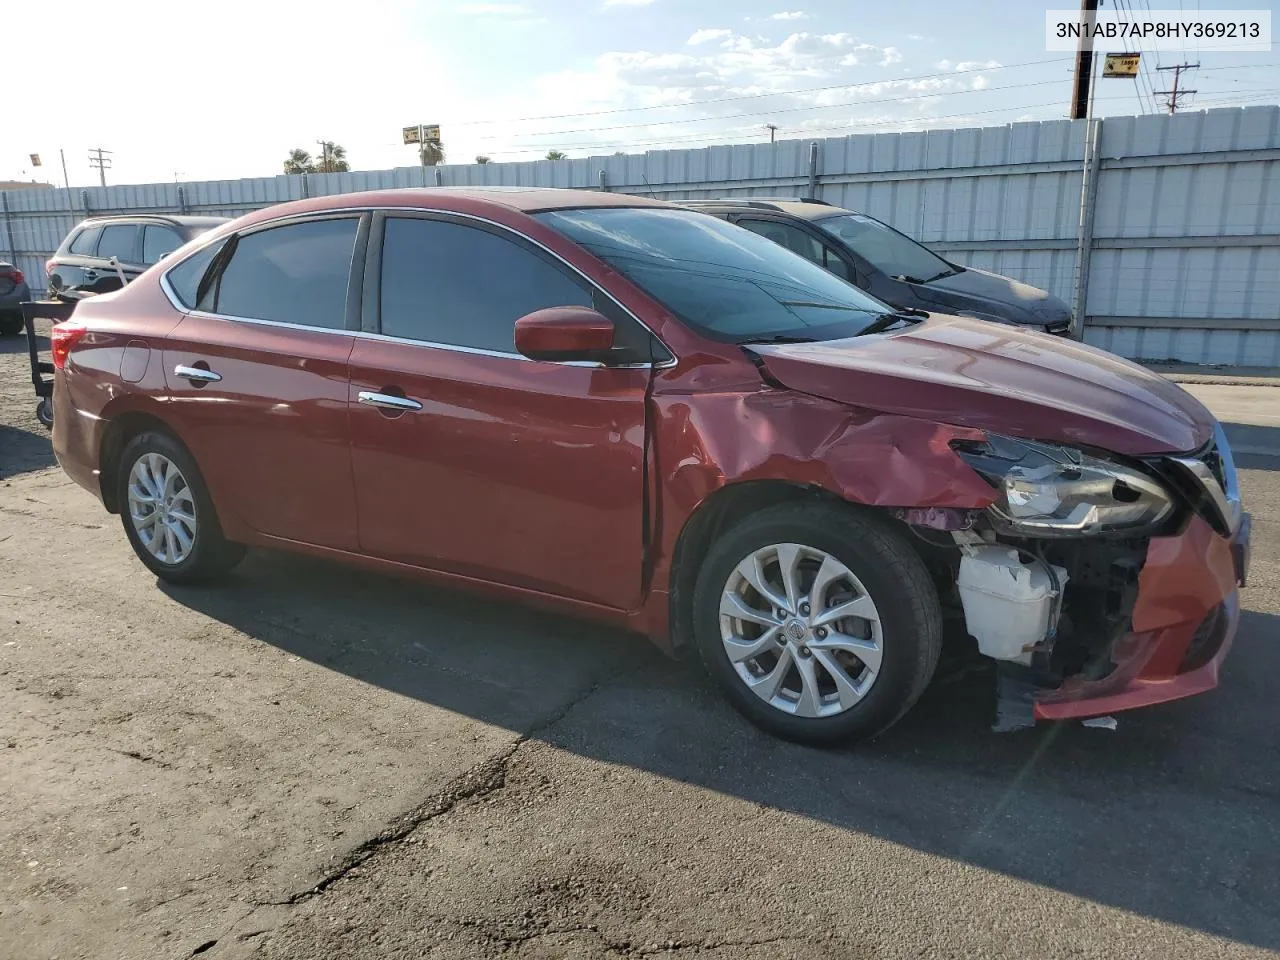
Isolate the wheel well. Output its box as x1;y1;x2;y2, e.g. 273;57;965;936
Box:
98;411;176;513
667;481;841;653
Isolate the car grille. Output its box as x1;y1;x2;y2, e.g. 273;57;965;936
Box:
1164;424;1241;536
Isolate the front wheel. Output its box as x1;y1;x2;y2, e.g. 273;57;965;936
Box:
691;501;942;746
116;430;245;584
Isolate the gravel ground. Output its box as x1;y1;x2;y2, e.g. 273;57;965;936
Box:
1;325;1277;960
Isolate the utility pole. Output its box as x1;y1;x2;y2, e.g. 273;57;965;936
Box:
316;139;330;172
1069;0;1100;119
765;123;778;144
59;149;70;190
87;147;112;187
1156;62;1199;114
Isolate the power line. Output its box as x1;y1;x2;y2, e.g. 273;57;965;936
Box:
471;76;1071;143
449;55;1074;128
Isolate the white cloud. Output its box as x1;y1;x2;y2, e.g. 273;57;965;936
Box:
603;0;656;6
688;28;733;45
879;46;902;66
971;74;989;90
768;10;809;19
955;59;1001;72
455;2;529;13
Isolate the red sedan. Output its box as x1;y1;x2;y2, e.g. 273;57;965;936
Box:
49;188;1250;743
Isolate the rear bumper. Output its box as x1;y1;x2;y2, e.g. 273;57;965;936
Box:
0;283;32;309
1033;513;1248;721
51;371;106;504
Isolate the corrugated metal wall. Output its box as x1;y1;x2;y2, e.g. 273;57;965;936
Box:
4;107;1279;366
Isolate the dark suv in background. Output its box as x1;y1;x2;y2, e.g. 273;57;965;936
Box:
46;215;228;299
682;198;1072;335
0;260;32;335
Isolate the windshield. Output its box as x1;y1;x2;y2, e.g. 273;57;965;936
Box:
536;207;893;343
815;213;955;284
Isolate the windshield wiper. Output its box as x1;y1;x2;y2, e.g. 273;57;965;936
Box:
922;267;957;282
855;311;926;337
777;300;863;310
738;334;820;345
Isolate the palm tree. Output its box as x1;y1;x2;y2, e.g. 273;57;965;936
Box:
475;155;492;164
419;142;445;166
313;142;350;173
545;150;567;160
283;148;314;174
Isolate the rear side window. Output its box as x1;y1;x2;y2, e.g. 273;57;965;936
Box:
68;226;101;255
379;216;592;352
165;239;226;309
142;225;184;265
210;218;358;329
97;224;139;262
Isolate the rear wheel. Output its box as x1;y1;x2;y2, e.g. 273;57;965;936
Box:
691;502;942;746
0;313;23;336
35;398;53;429
116;431;244;583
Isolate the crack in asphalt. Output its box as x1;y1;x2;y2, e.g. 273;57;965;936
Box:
223;657;627;953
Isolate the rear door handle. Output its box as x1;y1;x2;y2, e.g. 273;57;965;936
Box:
174;364;222;383
357;390;422;412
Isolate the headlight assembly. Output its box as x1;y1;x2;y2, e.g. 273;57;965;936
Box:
954;434;1174;537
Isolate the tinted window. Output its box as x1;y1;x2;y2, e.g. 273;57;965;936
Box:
142;225;183;265
816;213;955;284
738;219;824;263
380;217;592;352
68;226;102;255
212;218;358;329
166;239;226;309
97;224;138;262
537;208;890;343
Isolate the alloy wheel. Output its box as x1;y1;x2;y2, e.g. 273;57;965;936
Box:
719;542;883;718
126;453;198;565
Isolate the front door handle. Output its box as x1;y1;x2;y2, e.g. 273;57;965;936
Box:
174;364;222;383
358;390;422;412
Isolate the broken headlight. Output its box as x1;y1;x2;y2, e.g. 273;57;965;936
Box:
954;434;1173;537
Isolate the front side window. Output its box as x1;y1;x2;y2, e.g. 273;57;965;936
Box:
96;224;138;262
815;213;955;284
210;218;358;329
537;207;891;343
142;225;184;265
379;216;593;353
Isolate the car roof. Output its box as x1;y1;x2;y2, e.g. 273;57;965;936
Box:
225;186;673;232
678;198;849;221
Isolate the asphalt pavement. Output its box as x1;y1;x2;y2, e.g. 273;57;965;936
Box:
1;327;1277;960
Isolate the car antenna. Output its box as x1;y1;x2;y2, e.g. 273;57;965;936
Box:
640;174;659;201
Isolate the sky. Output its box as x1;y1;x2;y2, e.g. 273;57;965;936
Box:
3;0;1277;187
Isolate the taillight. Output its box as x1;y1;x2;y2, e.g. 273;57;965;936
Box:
8;267;23;285
51;322;88;370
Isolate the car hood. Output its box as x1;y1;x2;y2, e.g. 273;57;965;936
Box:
751;315;1214;456
914;266;1072;326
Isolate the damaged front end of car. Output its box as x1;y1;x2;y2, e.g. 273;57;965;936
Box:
900;423;1249;731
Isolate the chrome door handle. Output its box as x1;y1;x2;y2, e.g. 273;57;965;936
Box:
174;364;222;383
358;391;422;412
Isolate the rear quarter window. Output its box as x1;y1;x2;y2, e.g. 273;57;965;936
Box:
67;226;101;255
165;240;226;309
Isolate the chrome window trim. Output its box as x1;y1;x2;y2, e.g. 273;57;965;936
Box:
158;203;678;369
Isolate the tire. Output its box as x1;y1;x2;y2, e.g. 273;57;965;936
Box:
116;430;245;584
691;501;942;746
0;313;23;336
35;398;54;429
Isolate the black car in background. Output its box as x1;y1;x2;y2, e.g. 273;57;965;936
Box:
0;260;32;335
682;198;1073;335
45;214;229;299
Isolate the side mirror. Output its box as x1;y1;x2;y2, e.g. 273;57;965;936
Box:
514;306;615;362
